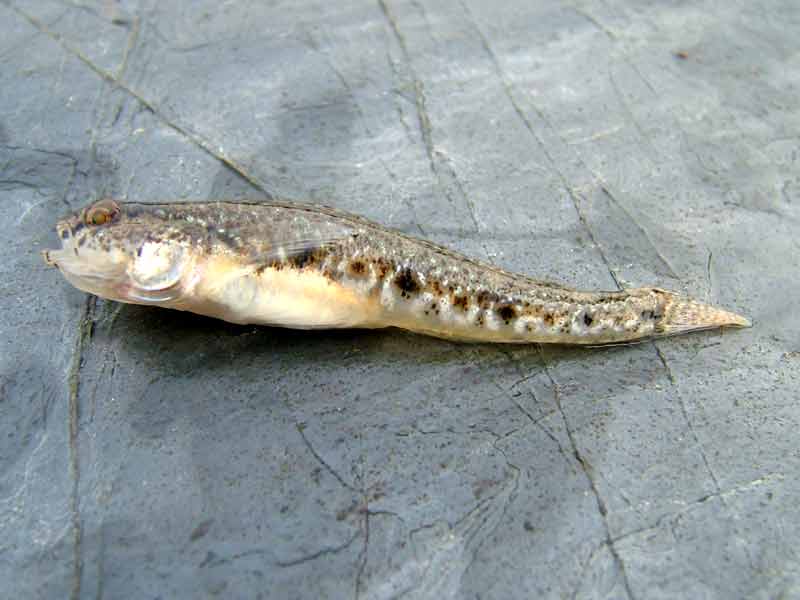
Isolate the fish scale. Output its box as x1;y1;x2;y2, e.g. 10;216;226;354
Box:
43;199;751;344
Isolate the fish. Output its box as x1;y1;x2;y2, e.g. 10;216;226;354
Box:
42;199;751;344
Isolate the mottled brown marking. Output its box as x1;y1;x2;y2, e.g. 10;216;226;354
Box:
290;248;317;269
453;295;469;311
348;260;366;276
497;304;516;324
394;267;420;298
375;258;390;279
476;289;499;307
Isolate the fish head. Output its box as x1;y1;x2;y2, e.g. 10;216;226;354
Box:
43;199;193;304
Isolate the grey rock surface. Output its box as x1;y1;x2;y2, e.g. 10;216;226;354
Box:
1;1;798;598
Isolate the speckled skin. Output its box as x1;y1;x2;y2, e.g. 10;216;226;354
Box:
43;200;750;344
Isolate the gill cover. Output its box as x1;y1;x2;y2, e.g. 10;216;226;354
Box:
126;242;186;302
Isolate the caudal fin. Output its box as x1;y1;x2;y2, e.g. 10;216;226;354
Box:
657;295;751;337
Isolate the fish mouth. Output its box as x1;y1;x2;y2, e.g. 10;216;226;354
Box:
42;221;128;293
42;221;73;267
41;248;58;266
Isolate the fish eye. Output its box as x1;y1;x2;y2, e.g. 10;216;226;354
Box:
84;200;120;226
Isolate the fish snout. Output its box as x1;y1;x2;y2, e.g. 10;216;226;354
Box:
42;219;77;267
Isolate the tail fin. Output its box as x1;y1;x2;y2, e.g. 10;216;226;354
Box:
657;294;751;337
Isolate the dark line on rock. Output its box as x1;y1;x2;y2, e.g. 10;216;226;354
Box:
706;247;714;300
461;2;620;285
568;189;622;290
354;501;369;600
276;531;361;568
296;424;356;492
67;295;95;600
7;3;274;200
378;0;482;240
116;14;139;79
653;342;676;385
607;66;659;161
570;5;618;40
600;185;679;280
654;341;722;499
537;345;636;600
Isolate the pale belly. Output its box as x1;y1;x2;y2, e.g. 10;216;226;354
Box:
178;261;383;329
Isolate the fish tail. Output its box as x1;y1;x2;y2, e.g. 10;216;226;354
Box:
656;293;751;337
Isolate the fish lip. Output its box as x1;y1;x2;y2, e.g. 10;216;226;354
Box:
42;249;58;266
43;221;75;266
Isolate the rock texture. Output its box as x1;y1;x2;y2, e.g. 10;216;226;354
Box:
1;1;798;598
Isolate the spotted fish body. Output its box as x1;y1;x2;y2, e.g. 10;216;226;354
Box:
43;200;750;344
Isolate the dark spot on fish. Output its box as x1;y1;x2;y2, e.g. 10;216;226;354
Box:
348;260;366;276
543;313;555;327
290;248;317;269
476;289;499;307
375;258;390;279
497;304;516;324
394;267;420;297
73;221;85;234
583;313;593;326
60;229;69;240
77;236;87;248
453;295;469;311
